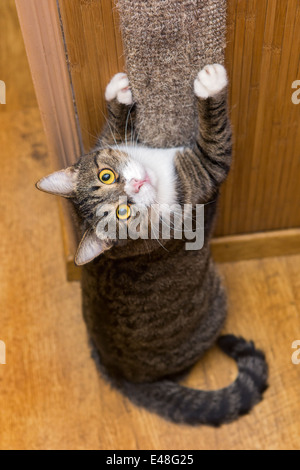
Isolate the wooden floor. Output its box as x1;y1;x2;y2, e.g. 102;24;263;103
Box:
1;1;300;450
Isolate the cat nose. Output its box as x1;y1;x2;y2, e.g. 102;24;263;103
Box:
130;177;149;193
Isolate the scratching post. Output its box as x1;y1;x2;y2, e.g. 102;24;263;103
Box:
117;0;227;148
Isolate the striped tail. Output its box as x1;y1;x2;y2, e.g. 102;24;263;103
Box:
120;335;268;426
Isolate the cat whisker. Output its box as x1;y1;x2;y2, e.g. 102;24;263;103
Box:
152;200;197;225
96;106;124;150
151;228;169;252
125;104;135;148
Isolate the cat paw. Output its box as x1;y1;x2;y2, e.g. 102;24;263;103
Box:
194;64;228;99
105;73;133;105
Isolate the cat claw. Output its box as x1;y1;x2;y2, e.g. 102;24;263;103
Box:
194;64;228;99
105;73;133;105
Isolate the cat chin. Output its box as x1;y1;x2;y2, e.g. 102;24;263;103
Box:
129;183;157;207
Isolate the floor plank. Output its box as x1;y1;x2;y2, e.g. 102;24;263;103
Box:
1;104;300;451
0;0;37;111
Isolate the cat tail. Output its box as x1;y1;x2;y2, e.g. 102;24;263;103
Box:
120;335;268;426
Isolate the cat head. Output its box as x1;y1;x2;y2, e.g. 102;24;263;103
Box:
36;146;177;265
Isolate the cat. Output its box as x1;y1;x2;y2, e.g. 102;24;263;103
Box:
36;64;268;426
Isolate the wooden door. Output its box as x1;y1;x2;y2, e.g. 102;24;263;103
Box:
59;0;300;236
220;0;300;236
16;0;300;268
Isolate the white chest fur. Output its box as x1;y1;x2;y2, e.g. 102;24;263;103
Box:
113;144;184;206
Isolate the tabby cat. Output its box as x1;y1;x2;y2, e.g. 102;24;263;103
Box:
37;65;268;426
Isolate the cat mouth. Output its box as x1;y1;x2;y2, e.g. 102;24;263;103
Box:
127;169;156;194
131;174;152;193
125;172;157;207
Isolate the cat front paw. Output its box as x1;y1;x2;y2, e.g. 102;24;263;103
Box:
194;64;228;99
105;72;133;105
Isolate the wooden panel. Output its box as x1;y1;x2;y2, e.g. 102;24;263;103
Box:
57;0;300;237
57;0;125;152
218;0;300;235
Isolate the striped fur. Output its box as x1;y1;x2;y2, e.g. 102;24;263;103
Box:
37;66;268;426
117;336;268;426
81;69;267;425
175;88;232;204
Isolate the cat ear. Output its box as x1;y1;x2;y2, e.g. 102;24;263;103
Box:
75;228;113;266
36;167;78;198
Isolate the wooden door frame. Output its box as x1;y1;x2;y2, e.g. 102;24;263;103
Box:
15;0;81;279
15;0;82;168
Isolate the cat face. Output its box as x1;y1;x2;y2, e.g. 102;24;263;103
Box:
75;148;158;222
36;146;178;265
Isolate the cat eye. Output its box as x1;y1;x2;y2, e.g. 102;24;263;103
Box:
99;168;116;185
116;204;131;220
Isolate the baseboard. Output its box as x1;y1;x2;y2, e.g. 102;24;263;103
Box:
58;199;81;282
59;202;300;281
211;228;300;263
